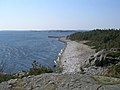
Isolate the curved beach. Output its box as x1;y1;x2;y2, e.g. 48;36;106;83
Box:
59;37;95;74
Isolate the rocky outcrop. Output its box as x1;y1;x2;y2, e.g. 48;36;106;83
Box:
89;49;120;67
1;73;120;90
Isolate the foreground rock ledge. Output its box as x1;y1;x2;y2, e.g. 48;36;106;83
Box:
1;73;120;90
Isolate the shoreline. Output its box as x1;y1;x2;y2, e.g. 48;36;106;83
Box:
54;37;68;73
57;37;95;74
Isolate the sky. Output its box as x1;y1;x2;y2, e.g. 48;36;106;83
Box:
0;0;120;30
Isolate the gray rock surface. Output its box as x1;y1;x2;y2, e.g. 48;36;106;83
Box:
1;73;120;90
0;73;101;90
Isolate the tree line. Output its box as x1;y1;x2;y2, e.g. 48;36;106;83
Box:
67;29;120;52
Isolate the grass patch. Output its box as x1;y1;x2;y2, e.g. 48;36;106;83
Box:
28;60;53;75
107;52;120;58
93;76;120;85
29;66;53;75
0;74;16;83
103;64;120;78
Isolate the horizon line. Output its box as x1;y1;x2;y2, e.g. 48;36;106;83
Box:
0;28;119;31
0;29;90;31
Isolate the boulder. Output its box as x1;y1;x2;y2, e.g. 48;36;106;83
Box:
89;49;120;67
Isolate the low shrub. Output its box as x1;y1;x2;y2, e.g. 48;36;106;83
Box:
0;74;16;83
103;64;120;78
29;66;53;75
28;60;53;75
93;76;120;85
107;52;120;58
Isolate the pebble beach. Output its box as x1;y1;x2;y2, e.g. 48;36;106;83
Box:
59;37;95;74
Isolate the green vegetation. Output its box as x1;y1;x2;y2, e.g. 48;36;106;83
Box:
107;52;120;58
28;60;53;75
68;29;120;79
93;75;120;85
0;74;16;83
54;66;63;73
0;61;53;83
104;64;120;78
67;29;120;52
29;66;53;75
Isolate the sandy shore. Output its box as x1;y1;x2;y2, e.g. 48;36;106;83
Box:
59;37;95;74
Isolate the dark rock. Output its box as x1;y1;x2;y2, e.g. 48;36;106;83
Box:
89;49;120;67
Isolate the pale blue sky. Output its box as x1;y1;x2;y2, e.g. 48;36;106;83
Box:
0;0;120;30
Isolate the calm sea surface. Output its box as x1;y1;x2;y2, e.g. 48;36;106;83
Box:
0;31;74;73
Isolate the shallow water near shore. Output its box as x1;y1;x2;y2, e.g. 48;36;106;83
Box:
0;31;73;73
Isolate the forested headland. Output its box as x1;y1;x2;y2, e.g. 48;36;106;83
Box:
67;29;120;52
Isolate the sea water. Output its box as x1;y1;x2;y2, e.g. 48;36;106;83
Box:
0;31;73;73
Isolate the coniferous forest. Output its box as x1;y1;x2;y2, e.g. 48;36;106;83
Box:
67;29;120;52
